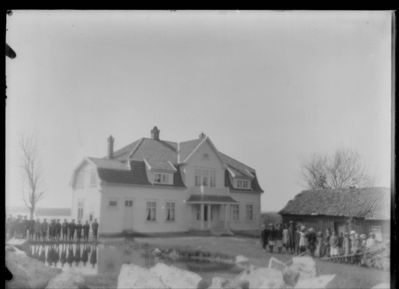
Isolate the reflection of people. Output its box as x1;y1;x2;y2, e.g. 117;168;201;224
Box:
90;245;97;268
75;244;81;265
67;244;74;267
54;244;60;266
60;244;67;267
39;245;46;263
82;244;89;265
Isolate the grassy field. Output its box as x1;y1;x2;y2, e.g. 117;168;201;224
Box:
132;236;390;289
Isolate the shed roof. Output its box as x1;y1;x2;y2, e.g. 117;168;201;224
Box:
279;187;390;220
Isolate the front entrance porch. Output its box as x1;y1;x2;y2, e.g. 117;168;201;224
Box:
186;194;238;233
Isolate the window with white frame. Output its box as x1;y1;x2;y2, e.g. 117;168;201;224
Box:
231;205;240;221
153;172;170;184
165;202;175;221
236;179;251;189
77;199;84;220
146;201;156;221
194;168;216;187
246;204;254;221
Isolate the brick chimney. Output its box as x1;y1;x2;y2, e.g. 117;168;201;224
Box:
107;135;114;159
151;126;160;140
199;132;206;139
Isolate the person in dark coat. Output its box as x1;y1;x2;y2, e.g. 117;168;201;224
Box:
275;223;283;253
260;223;269;250
22;216;29;238
61;219;68;241
295;225;301;255
338;232;344;256
306;227;317;256
34;219;42;241
83;221;90;241
91;219;99;240
55;219;62;241
49;219;55;241
268;224;276;253
288;221;295;254
68;219;76;241
41;219;49;241
28;219;35;240
76;220;83;242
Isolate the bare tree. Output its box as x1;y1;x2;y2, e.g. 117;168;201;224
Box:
300;148;374;190
19;135;45;219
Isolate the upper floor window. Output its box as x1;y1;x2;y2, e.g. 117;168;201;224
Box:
153;173;171;184
77;199;84;220
194;167;216;187
108;200;118;208
235;179;251;190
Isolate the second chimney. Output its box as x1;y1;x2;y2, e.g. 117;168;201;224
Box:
151;126;160;140
107;135;114;159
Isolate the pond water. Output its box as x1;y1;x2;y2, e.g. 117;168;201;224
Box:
23;241;239;280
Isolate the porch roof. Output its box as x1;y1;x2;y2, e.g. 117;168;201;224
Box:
186;195;238;204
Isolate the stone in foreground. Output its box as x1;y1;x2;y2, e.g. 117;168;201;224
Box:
236;267;284;289
371;283;390;289
294;274;335;289
117;263;167;289
150;262;202;289
46;270;87;289
289;256;317;280
6;250;61;289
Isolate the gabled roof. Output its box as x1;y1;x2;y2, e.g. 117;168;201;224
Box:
144;158;177;172
123;138;178;163
88;157;129;170
97;160;185;187
279;187;390;220
179;139;202;162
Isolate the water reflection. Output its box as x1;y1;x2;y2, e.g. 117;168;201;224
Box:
27;243;98;275
26;242;235;278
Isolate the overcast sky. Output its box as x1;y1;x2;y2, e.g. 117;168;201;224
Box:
6;11;392;212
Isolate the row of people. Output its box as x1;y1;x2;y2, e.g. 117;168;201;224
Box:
261;222;381;258
6;215;99;241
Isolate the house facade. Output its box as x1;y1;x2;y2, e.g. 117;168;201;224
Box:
70;127;264;235
279;187;390;240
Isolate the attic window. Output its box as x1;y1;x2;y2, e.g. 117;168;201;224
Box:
235;179;251;189
154;173;170;184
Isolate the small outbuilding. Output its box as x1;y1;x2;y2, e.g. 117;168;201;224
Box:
279;187;390;239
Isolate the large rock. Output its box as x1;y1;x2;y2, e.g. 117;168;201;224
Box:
236;267;284;289
209;277;249;289
46;270;87;289
282;267;300;287
6;250;61;289
289;257;317;280
117;263;168;289
294;274;335;289
150;263;202;289
6;245;27;256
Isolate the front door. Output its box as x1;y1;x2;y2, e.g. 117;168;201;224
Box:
123;200;134;231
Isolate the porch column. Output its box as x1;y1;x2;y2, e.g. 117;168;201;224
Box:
207;204;211;229
200;204;204;230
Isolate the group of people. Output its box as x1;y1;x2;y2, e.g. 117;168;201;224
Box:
6;215;99;242
261;221;381;258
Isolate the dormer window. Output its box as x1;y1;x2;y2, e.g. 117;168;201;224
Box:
235;178;251;190
153;172;171;184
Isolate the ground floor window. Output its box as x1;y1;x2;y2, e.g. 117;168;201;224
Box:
146;201;156;221
246;204;254;221
231;204;239;221
166;202;175;221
